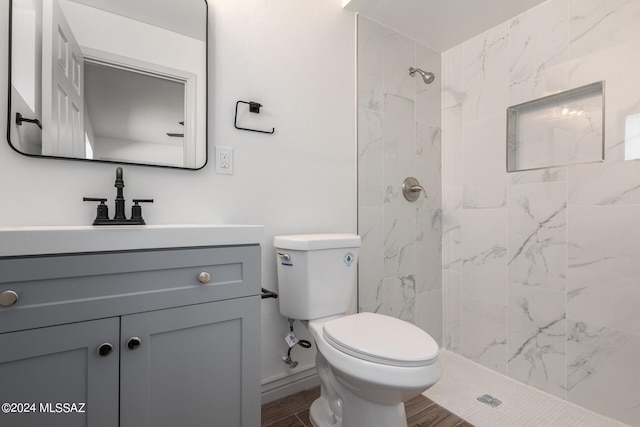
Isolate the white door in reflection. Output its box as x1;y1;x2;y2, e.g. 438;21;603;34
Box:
42;0;85;158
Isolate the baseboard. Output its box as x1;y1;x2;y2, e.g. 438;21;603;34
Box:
260;363;319;404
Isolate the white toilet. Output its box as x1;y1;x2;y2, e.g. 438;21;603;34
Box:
274;233;441;427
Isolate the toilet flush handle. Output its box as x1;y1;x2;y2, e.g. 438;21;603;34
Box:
277;252;291;261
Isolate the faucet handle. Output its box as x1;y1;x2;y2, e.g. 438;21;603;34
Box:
83;197;109;222
131;199;154;224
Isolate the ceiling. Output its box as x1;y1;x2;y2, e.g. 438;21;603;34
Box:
343;0;547;52
67;0;206;40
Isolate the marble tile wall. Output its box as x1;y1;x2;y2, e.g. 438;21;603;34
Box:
356;15;443;344
442;0;640;424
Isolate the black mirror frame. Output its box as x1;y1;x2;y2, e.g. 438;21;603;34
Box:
6;0;209;171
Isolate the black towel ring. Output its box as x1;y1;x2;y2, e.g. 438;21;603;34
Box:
234;100;275;134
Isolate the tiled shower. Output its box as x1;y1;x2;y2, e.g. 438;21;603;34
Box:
357;0;640;425
356;15;443;344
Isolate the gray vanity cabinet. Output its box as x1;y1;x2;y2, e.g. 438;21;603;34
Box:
0;318;120;427
0;245;261;427
120;298;259;427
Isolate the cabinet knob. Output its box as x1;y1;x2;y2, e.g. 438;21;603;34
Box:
198;271;211;284
97;343;114;357
0;290;19;307
127;337;142;350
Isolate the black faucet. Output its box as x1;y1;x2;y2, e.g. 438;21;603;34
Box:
83;167;153;226
114;166;126;221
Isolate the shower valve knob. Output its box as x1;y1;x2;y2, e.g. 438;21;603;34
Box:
402;177;427;202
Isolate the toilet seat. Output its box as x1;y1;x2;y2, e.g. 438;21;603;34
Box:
322;312;438;367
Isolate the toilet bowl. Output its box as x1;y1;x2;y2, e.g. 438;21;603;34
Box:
274;234;442;427
306;313;441;427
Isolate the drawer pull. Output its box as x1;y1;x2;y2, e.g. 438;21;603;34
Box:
0;290;19;307
127;337;142;350
97;343;114;357
198;271;211;284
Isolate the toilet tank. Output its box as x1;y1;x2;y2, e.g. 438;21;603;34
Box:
274;234;361;320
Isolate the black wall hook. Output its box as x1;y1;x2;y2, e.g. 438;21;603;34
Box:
234;100;275;134
16;113;42;129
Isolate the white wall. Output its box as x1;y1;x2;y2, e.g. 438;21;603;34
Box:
0;0;356;399
11;0;41;115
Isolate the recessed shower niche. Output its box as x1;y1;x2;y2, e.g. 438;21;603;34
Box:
507;81;605;172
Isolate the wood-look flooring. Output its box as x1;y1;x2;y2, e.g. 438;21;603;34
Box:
261;386;474;427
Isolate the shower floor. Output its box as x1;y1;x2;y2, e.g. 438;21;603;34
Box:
424;350;629;427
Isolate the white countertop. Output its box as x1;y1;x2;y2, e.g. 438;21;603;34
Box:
0;224;265;257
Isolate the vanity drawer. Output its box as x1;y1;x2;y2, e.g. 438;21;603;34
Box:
0;245;261;334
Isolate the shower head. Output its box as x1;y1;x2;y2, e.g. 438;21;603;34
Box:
408;67;435;84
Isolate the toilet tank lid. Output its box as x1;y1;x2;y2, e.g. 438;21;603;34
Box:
274;234;361;250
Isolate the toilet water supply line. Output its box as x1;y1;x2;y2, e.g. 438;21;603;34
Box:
283;319;311;368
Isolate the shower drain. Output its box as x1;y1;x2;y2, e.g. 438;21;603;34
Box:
477;394;502;407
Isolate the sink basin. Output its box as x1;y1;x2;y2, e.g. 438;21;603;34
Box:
0;224;264;257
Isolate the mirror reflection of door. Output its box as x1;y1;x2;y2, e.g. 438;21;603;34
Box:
42;0;85;158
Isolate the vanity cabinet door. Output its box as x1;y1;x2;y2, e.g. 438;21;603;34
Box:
119;298;260;427
0;317;119;427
